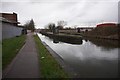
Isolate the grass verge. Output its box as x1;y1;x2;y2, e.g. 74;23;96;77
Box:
2;35;26;69
34;34;68;78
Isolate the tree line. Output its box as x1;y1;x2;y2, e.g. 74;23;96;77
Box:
24;19;35;32
45;20;67;30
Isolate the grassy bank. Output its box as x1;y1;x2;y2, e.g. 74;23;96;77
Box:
2;35;26;69
83;26;119;40
34;35;68;78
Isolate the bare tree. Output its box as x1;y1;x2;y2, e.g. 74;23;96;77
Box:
45;23;55;32
57;20;67;29
24;19;35;32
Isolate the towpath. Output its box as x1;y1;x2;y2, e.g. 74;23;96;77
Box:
3;33;40;78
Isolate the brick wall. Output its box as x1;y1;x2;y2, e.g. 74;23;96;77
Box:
0;13;17;22
0;12;18;26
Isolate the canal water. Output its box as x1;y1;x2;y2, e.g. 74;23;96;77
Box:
38;33;119;78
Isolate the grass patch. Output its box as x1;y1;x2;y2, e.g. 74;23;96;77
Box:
2;35;26;69
34;34;69;78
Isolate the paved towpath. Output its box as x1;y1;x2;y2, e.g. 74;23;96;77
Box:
3;33;40;78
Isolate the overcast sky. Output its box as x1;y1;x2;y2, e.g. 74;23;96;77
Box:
1;0;119;29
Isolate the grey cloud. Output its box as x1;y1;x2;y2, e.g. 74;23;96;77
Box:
1;0;118;28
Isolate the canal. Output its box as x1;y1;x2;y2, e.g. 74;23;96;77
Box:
37;33;118;78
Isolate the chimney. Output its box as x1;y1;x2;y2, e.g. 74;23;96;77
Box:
13;12;17;22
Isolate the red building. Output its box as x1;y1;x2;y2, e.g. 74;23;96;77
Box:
97;23;117;27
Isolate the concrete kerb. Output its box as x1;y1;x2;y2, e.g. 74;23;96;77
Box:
41;41;79;78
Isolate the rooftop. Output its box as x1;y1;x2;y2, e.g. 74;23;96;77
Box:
0;17;19;24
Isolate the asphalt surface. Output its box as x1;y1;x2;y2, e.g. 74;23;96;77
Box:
3;33;40;78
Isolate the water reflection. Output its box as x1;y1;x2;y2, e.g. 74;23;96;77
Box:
38;33;118;78
42;34;83;45
87;38;119;49
53;38;59;43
